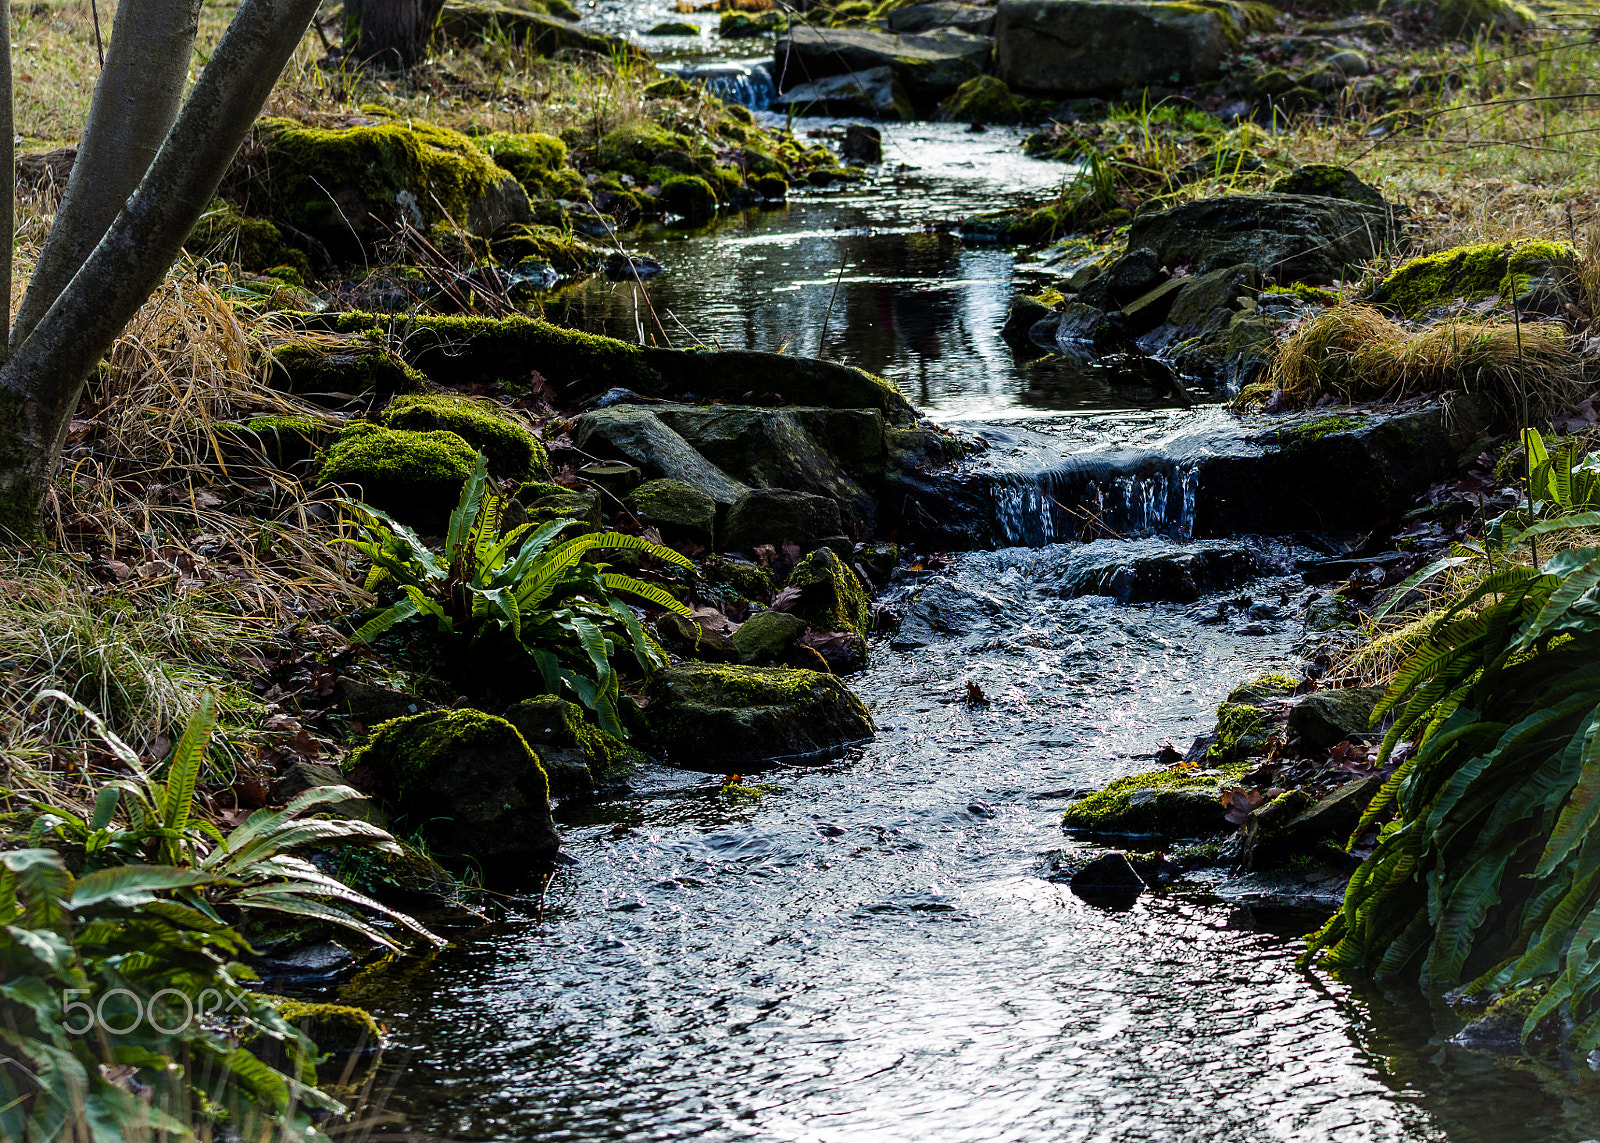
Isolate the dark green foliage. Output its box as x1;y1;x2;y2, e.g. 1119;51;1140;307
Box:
1307;516;1600;1051
342;454;694;735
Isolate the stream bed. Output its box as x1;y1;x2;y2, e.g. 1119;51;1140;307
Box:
360;82;1600;1140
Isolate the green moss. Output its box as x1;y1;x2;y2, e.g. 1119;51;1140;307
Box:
1210;701;1270;763
349;708;550;802
1483;984;1545;1021
719;9;786;35
938;76;1025;124
1262;282;1339;306
660;175;719;222
706;557;775;604
784;548;870;641
1374;240;1574;318
646;19;699;34
264;997;382;1052
598;122;693;183
1267;164;1384;207
626;478;716;542
471;130;568;199
185;198;312;284
382;393;548;481
1227;672;1299;704
253;118;523;255
264;339;425;398
490;223;602;274
1061;767;1237;836
503;694;642;783
1277;414;1365;448
316;423;477;529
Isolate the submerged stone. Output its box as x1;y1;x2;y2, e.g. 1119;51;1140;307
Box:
647;663;874;764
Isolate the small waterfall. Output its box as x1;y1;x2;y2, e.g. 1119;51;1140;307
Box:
990;461;1199;546
663;62;776;110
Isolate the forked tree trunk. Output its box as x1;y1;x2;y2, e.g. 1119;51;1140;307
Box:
344;0;447;70
0;0;323;536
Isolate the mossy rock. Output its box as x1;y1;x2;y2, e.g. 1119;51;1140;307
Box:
1226;672;1299;704
1432;0;1533;37
217;415;336;470
264;338;424;402
598;122;696;183
660;175;719;223
502;695;641;794
348;709;560;870
1370;239;1574;318
730;609;807;665
251;118;531;258
263;997;382;1053
625;478;716;546
1209;701;1271;764
382;393;548;482
1286;686;1384;752
316;423;476;532
185;199;312;284
646;663;874;764
518;486;602;533
784;548;870;643
1061;770;1231;840
1267;164;1385;207
489;224;603;276
720;9;786;34
722;489;843;553
705;556;775;603
471;130;568;197
360;842;463;908
856;541;899;584
938;75;1025;124
321;311;917;422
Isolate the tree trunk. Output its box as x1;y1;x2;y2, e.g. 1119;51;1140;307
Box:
11;0;204;350
0;0;322;535
344;0;447;70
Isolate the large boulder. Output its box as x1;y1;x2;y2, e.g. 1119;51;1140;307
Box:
722;489;843;552
349;709;560;870
647;664;874;764
1107;194;1399;287
775;25;990;105
654;406;886;531
995;0;1231;95
624;478;717;546
501;696;640;796
1287;687;1385;752
771;67;915;121
572;407;749;506
250;118;532;259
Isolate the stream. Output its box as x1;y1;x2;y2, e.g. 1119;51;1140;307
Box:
358;38;1600;1142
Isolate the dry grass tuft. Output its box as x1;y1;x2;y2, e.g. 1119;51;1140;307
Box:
1253;303;1584;422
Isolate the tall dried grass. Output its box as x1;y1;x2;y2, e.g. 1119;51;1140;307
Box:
1252;303;1583;421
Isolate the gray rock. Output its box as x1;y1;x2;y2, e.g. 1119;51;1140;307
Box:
1135;262;1263;357
1001;294;1053;347
841;123;884;164
502;695;639;797
1069;852;1148;898
771;66;914;120
775;25;990;103
647;663;875;764
656;610;741;662
722;488;845;552
885;1;997;34
1051;301;1111;346
1120;193;1399;285
995;0;1229;95
267;760;386;825
331;677;433;725
1326;49;1370;75
1080;246;1165;309
625;478;717;546
1288;687;1386;752
571;407;749;506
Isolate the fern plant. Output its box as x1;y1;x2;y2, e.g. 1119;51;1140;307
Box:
29;689;439;951
0;847;337;1142
339;452;693;736
1307;517;1600;1048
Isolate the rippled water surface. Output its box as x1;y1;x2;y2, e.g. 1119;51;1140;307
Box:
367;545;1600;1142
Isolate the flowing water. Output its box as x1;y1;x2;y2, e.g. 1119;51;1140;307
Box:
357;34;1600;1142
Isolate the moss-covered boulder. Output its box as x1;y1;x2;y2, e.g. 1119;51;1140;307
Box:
382;393;548;481
731;609;807;664
1267;164;1384;207
516;484;603;532
705;556;776;604
647;663;874;764
721;8;786;34
938;75;1026;123
722;489;843;553
660;175;719;222
1061;770;1230;840
1370;240;1575;318
185;199;312;284
264;338;424;401
316;423;476;532
490;224;603;275
251;118;532;258
265;997;382;1053
470;131;571;200
994;0;1232;95
349;709;560;869
647;19;699;34
1209;701;1272;764
625;478;716;546
1431;0;1533;37
502;696;640;795
784;548;870;642
1286;686;1384;752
